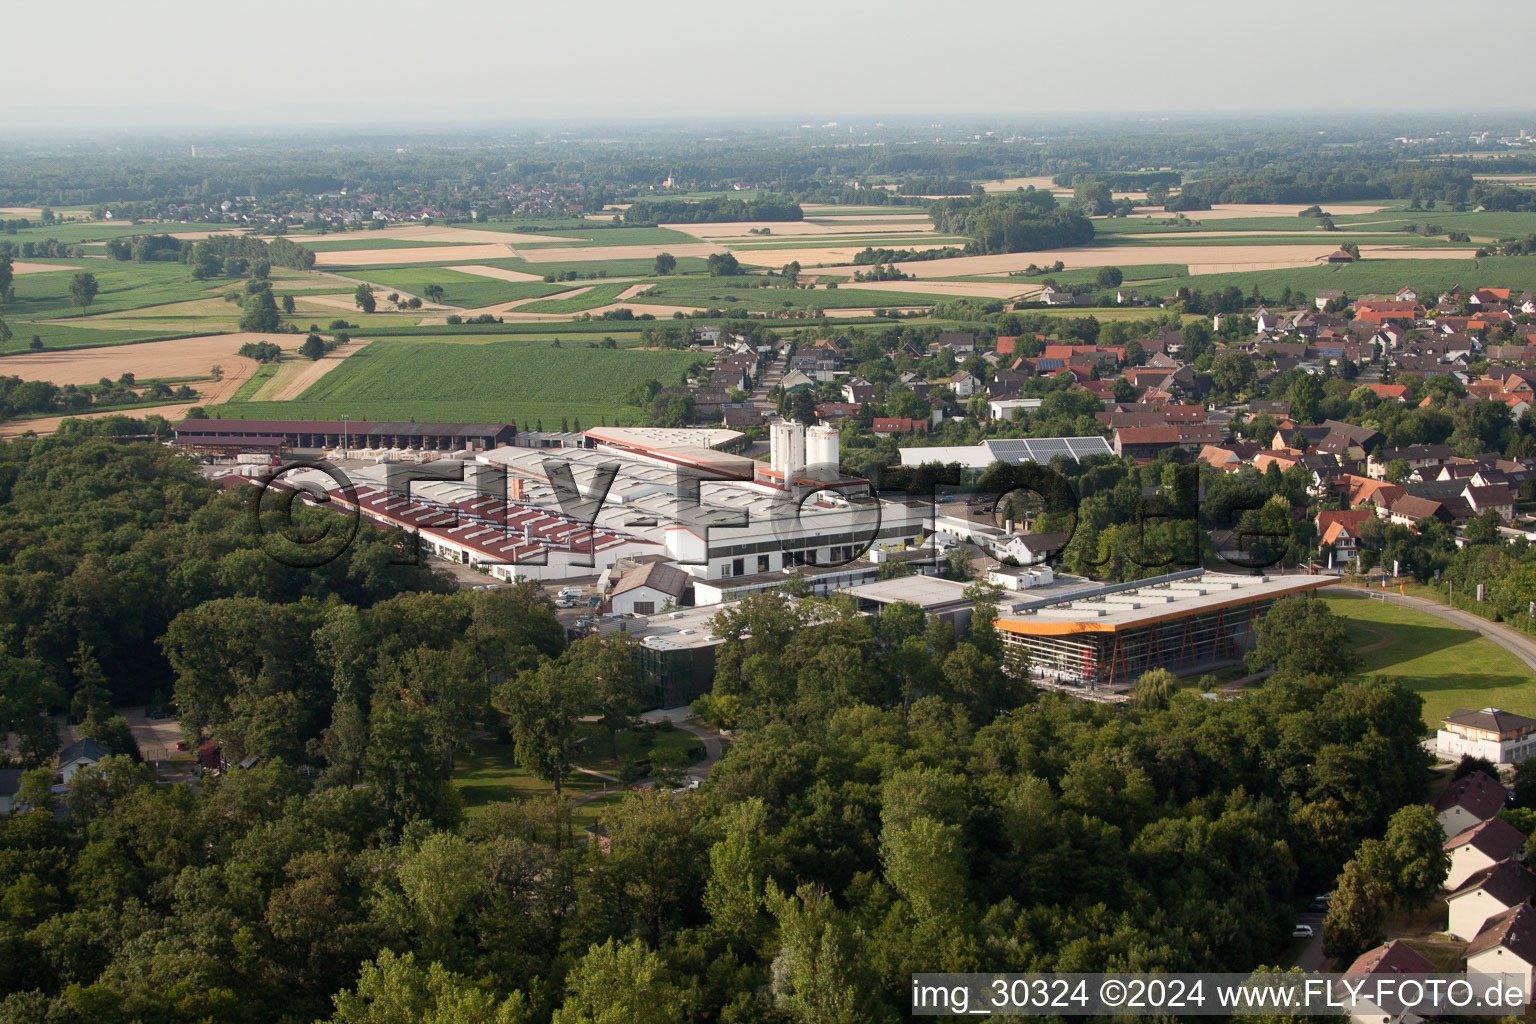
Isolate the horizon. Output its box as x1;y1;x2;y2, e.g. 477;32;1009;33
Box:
6;0;1536;129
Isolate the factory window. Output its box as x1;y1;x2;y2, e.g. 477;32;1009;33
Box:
732;558;744;577
757;555;770;573
633;601;655;615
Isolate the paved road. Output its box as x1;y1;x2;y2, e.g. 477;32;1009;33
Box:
1334;588;1536;673
1294;910;1329;971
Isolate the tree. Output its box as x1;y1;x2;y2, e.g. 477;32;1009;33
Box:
239;287;281;332
1464;510;1502;545
497;660;588;795
301;333;327;360
1322;841;1391;962
1247;596;1358;679
652;252;676;276
326;950;529;1024
0;316;10;347
69;271;99;308
421;284;446;303
553;939;693;1024
1290;374;1324;425
0;254;13;303
1381;804;1449;908
1385;458;1411;484
1096;266;1123;289
1132;667;1178;710
281;293;296;314
354;284;376;314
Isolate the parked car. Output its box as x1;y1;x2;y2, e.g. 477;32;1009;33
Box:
146;708;169;720
1306;899;1329;913
1291;924;1314;939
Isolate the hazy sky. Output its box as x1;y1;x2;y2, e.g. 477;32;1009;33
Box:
6;0;1534;128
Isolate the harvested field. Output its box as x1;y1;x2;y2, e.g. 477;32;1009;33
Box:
980;176;1066;193
12;261;82;275
314;243;518;266
254;340;371;402
0;332;276;387
830;279;1041;300
164;229;248;241
806;242;1471;279
665;219;933;239
445;263;550;283
506;242;725;263
731;242;966;268
297;225;580;245
1149;203;1390;221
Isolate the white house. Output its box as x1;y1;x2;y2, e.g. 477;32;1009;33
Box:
1435;770;1509;839
1437;707;1536;767
1041;285;1071;306
948;371;981;399
992;531;1069;566
1444;817;1526;890
57;738;111;783
607;560;690;616
1338;940;1436;1024
1446;860;1536;942
1466;902;1536;1000
988;397;1042;421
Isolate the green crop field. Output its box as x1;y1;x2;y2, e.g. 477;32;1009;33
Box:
351;267;567;308
515;281;640;313
1;220;232;244
0;323;218;356
1134;253;1536;298
207;338;700;427
633;278;936;311
1323;591;1536;727
6;260;230;320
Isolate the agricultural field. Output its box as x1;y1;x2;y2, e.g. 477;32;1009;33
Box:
208;338;701;428
1134;253;1536;299
514;280;644;313
351;267;569;308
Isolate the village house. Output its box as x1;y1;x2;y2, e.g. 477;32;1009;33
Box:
57;738;111;783
1443;816;1527;890
1466;903;1536;997
1446;860;1536;942
1316;509;1375;565
1435;770;1510;839
1338;941;1436;1024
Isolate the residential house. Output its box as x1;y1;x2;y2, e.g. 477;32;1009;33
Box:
992;532;1069;565
1113;424;1224;460
871;417;927;436
1444;816;1527;890
1446;860;1536;942
1437;707;1536;766
1435;770;1510;840
948;370;981;399
1338;940;1436;1024
1466;483;1516;522
1386;493;1452;527
934;332;976;355
1369;444;1456;481
57;738;111;783
1041;285;1071;306
779;369;816;392
1316;289;1346;310
841;377;875;405
995;335;1018;356
813;402;862;421
1316;509;1376;565
1465;903;1536;997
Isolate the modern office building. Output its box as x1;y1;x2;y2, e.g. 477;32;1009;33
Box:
992;570;1340;690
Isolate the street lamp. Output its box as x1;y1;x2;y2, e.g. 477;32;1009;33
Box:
340;414;350;453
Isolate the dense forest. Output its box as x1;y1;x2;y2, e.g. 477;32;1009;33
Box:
928;190;1094;255
0;434;1436;1023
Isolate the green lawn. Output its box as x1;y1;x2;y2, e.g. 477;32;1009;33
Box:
1323;592;1536;726
207;337;699;428
452;737;602;816
6;260;228;320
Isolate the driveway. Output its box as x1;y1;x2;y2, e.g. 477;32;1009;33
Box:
121;707;186;763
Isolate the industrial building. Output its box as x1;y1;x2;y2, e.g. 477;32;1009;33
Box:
993;570;1340;690
898;436;1115;469
268;421;931;583
175;419;516;453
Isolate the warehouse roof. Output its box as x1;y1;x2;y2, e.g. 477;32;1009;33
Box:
994;572;1340;635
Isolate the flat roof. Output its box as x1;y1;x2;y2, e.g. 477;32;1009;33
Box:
584;426;744;451
995;572;1341;635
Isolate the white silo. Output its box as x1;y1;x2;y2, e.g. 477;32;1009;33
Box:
806;424;840;472
770;419;806;484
